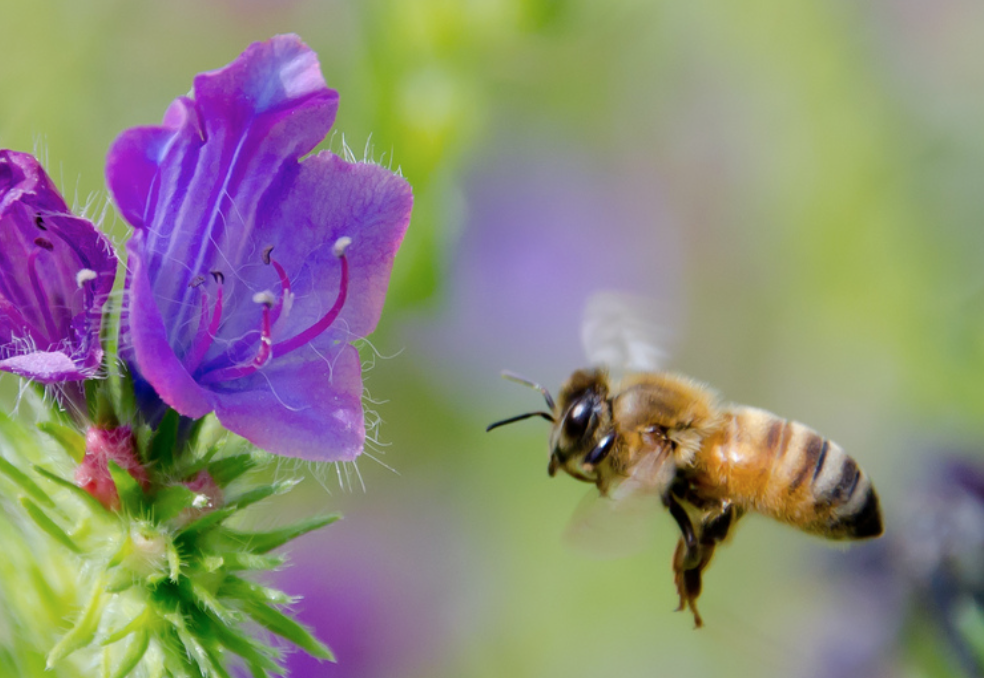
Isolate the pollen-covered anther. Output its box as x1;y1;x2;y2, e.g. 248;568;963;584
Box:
333;236;352;257
252;290;277;308
76;268;98;287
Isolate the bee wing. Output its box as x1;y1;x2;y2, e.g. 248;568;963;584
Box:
581;291;668;373
562;488;662;559
563;443;674;559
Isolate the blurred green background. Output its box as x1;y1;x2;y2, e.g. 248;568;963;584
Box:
3;0;984;676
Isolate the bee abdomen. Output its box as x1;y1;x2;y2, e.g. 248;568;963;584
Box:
710;408;882;540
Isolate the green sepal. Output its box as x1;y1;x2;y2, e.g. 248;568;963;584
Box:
215;551;285;572
238;596;334;661
33;465;111;516
199;611;281;677
211;513;341;555
218;576;296;606
108;630;149;678
36;421;86;463
103;608;153;646
0;456;56;510
46;584;107;668
151;484;197;524
148;409;180;472
18;497;79;553
166;539;182;582
227;478;300;511
107;460;146;514
206;453;259;487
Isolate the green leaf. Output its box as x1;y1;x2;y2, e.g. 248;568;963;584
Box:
109;630;150;678
33;465;110;516
46;585;106;668
206;453;258;487
19;497;80;553
0;455;56;509
239;598;334;661
148;409;180;472
107;460;145;514
36;421;86;463
218;513;341;554
151;484;197;524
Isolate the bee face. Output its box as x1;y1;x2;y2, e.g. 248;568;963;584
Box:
548;371;614;482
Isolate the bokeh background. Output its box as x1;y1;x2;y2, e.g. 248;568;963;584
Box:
3;1;984;676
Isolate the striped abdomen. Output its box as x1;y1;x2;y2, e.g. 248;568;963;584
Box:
693;406;882;540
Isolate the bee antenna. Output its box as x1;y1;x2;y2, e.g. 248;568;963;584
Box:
486;411;556;432
501;370;556;410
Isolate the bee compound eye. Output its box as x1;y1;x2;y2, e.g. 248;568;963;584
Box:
584;433;615;467
564;398;594;440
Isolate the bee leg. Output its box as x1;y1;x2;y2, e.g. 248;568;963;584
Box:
671;539;706;628
665;493;701;569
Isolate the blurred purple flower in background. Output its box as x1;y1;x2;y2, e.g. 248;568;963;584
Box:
106;35;412;460
807;456;984;678
411;141;683;398
0;150;116;384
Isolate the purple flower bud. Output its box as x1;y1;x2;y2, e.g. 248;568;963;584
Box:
106;35;412;461
0;150;117;383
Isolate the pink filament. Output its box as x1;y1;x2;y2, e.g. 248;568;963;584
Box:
183;285;224;374
199;252;349;385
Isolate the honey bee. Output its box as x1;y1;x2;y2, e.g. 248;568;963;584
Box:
488;294;883;628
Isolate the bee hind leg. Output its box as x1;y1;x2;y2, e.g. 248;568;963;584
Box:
672;538;706;628
665;493;701;569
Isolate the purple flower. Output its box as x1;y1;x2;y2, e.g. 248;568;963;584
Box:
106;35;412;460
0;150;116;383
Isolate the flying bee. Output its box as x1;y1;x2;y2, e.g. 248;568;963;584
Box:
487;293;883;628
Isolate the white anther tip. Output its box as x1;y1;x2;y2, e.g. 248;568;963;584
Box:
252;290;276;307
333;236;352;257
76;269;97;288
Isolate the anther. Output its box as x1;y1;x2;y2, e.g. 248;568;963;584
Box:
76;269;97;288
252;290;276;308
34;215;47;231
333;236;352;258
262;245;274;265
210;270;225;285
34;237;54;251
188;275;206;288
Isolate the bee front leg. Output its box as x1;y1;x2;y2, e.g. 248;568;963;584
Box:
665;493;700;569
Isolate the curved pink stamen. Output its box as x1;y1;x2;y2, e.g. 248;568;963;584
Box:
183;284;224;373
199;294;273;384
198;242;350;385
268;257;291;326
269;253;347;358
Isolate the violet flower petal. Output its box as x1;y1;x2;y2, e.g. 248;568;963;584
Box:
0;150;116;383
106;35;411;460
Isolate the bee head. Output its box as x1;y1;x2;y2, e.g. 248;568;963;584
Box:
548;369;614;482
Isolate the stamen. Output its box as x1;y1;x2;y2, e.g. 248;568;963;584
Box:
269;236;350;358
198;237;352;385
199;291;274;384
183;281;224;374
76;269;97;288
188;275;206;289
263;246;292;326
34;215;47;231
27;241;59;340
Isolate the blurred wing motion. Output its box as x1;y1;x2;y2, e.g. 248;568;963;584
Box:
563;435;674;558
581;291;667;373
563;488;662;559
